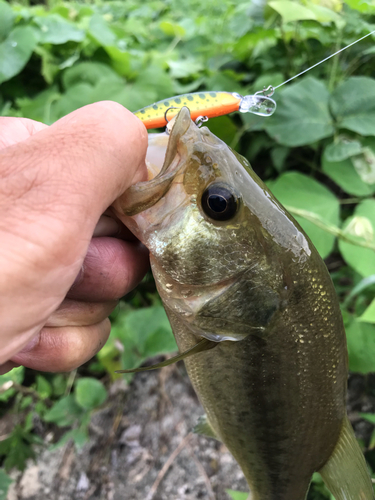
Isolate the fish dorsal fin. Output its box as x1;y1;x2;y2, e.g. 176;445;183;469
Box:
115;338;216;374
194;415;221;441
318;416;374;500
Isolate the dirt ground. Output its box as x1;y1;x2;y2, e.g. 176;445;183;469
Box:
6;362;375;500
7;362;249;500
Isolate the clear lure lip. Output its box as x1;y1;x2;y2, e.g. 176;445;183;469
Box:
237;93;277;117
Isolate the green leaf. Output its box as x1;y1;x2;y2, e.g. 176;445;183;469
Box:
344;0;375;13
50;427;89;451
322;157;375;197
360;412;375;425
34;14;85;44
343;274;375;307
324;139;363;162
303;1;343;25
0;26;36;84
159;21;186;37
359;298;375;324
330;77;375;136
167;58;203;79
75;378;107;410
88;13;117;46
268;172;339;258
339;199;375;277
36;375;52;399
16;86;60;124
226;490;249;500
44;395;85;427
0;2;15;42
0;366;24;402
269;1;317;23
112;306;177;378
0;425;40;472
62;61;122;90
0;468;12;500
264;77;334;147
346;319;375;373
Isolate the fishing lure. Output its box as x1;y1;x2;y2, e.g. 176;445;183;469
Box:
133;90;276;129
134;29;375;130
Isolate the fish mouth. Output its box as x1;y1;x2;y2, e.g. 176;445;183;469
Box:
116;107;194;217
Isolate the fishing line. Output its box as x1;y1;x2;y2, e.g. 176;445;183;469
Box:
265;29;375;96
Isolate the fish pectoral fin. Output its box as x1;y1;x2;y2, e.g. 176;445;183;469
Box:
193;415;221;441
318;416;374;500
115;338;217;374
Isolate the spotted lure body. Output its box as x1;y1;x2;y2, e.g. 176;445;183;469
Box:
114;108;374;500
134;90;276;129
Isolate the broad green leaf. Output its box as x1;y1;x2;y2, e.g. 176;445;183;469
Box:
167;58;203;79
359;298;375;324
322;157;375;196
112;306;177;378
89;13;117;46
344;0;375;12
0;2;15;42
226;490;249;500
62;62;122;90
16;86;60;124
36;375;52;399
324;139;362;162
50;427;89;451
75;378;107;410
34;15;85;44
0;468;12;500
104;46;131;77
44;395;85;427
360;413;375;425
0;366;24;402
339;199;375;277
0;26;36;84
159;21;186;37
304;1;343;25
264;77;334;147
346;319;375;373
343;274;375;307
51;82;93;120
268;1;317;23
135;65;174;101
330;77;375;136
268;172;339;258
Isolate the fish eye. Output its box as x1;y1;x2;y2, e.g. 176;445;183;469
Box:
201;183;238;221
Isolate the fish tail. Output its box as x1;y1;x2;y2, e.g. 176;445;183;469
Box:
318;416;374;500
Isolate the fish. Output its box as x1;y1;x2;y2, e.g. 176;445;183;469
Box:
112;107;374;500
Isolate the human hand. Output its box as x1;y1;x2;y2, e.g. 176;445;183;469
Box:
0;102;149;374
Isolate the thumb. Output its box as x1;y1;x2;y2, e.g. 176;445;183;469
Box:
0;101;148;359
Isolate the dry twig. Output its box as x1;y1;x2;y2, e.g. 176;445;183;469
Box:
186;442;216;500
146;433;193;500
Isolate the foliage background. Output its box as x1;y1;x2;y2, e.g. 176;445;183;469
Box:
1;0;375;498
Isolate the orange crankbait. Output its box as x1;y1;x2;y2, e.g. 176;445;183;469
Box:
133;90;276;130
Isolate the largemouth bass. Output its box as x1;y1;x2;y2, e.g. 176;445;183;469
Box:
113;107;374;500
